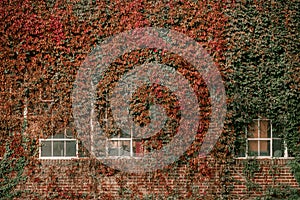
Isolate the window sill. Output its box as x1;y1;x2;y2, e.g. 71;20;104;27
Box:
39;156;78;160
38;156;144;160
235;157;294;160
97;156;144;159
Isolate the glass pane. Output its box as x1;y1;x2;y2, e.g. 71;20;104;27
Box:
41;141;52;157
77;140;90;157
236;143;246;157
108;140;131;156
53;141;64;156
288;149;294;158
273;139;283;157
53;133;64;138
66;141;77;156
65;129;74;139
108;141;120;156
248;121;258;138
120;140;130;156
133;140;144;157
248;140;258;156
119;130;131;138
260;120;271;138
272;125;281;138
93;138;106;157
259;141;270;156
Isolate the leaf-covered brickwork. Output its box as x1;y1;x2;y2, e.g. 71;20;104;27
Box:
0;0;299;199
225;0;299;184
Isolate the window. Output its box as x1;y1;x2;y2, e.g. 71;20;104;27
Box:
39;129;78;159
241;118;288;158
106;137;144;157
97;96;145;158
101;126;144;158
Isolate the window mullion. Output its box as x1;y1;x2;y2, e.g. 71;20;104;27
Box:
270;121;273;157
64;129;66;157
284;140;288;158
51;140;53;157
106;138;108;157
105;93;108;158
130;125;133;157
39;139;42;158
245;126;248;158
258;119;260;156
76;139;79;157
118;140;121;156
64;141;66;157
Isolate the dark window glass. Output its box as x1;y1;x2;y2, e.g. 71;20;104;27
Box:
41;141;52;157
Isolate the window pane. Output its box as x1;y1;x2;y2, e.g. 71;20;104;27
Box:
248;140;258;156
108;141;120;156
53;141;64;156
65;129;74;139
119;131;131;138
41;141;52;157
272;126;281;138
133;140;144;157
260;120;271;138
288;149;295;158
248;121;258;138
53;133;64;139
120;140;130;156
66;141;77;156
259;141;270;156
93;139;106;157
108;140;131;156
78;140;90;157
273;139;283;157
236;144;246;157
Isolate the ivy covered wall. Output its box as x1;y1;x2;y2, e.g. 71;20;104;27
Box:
225;0;300;184
0;0;299;199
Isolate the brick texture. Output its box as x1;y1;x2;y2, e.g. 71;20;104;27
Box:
13;158;299;199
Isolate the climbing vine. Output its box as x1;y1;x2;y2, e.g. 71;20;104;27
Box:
225;0;300;187
0;0;299;199
0;133;37;199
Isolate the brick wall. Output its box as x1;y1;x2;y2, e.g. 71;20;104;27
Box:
16;158;299;199
230;159;299;199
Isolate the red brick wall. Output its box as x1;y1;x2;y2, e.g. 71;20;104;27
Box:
230;159;299;199
16;158;299;199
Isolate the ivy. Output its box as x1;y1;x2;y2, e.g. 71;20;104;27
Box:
257;184;300;200
0;0;299;199
0;133;36;199
225;0;300;185
242;159;261;192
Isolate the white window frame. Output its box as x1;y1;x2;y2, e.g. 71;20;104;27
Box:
104;127;144;158
39;129;78;159
98;92;144;158
38;79;79;159
244;118;289;159
106;138;133;158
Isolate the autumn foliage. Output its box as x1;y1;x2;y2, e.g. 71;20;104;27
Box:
0;0;299;199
